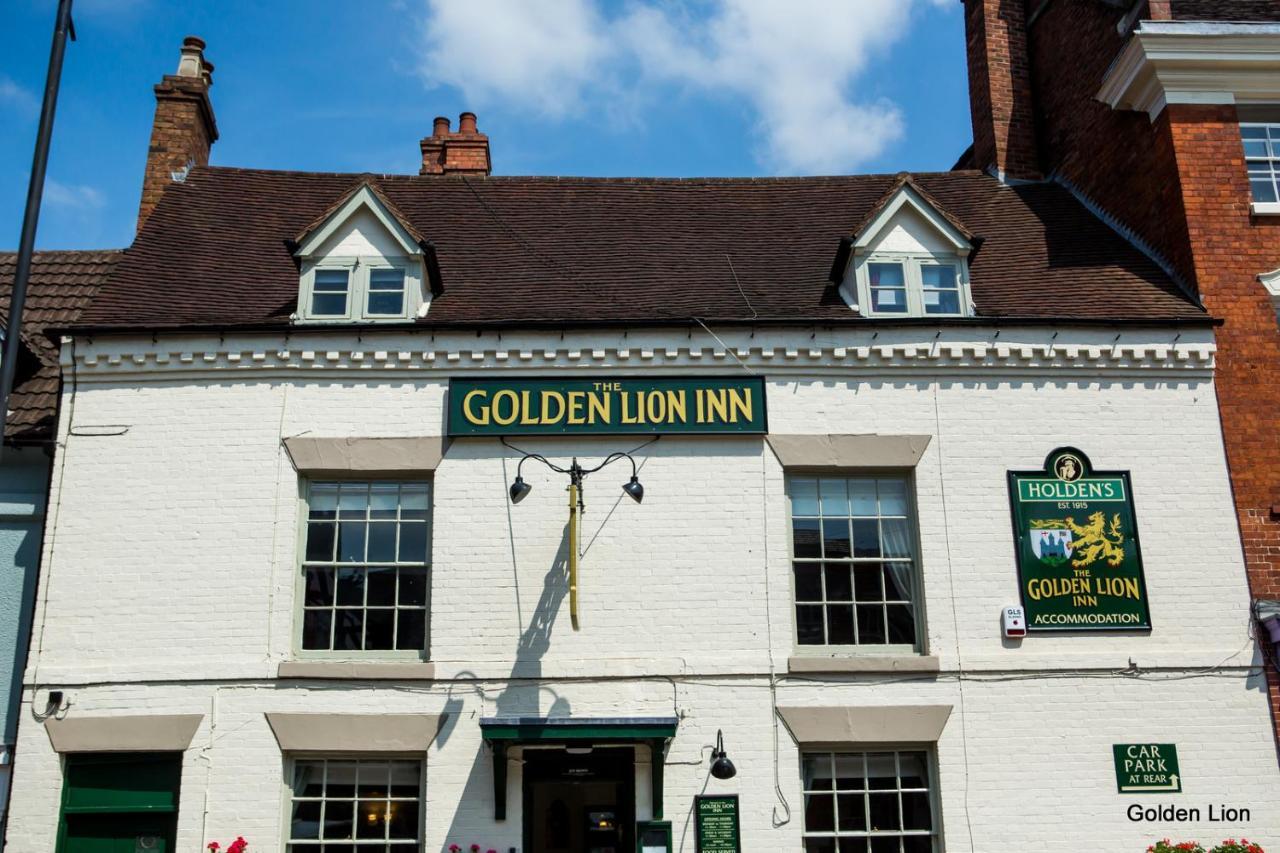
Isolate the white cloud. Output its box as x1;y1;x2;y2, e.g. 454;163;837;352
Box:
0;74;38;116
43;179;106;211
415;0;951;174
420;0;611;118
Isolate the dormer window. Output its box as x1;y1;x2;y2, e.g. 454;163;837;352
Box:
864;258;964;316
292;183;441;325
301;258;416;322
311;268;352;317
834;176;976;319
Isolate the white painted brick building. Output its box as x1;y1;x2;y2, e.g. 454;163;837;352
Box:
12;34;1278;853
6;324;1278;853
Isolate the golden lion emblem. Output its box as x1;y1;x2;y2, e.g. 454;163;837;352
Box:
1064;512;1125;567
1032;512;1125;568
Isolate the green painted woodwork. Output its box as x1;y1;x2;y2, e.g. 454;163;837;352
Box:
57;755;181;853
480;718;677;822
447;377;768;436
1007;447;1151;632
480;721;678;741
61;754;182;813
637;820;673;852
60;815;174;853
647;739;666;821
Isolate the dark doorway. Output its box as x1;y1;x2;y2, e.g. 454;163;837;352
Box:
522;747;635;853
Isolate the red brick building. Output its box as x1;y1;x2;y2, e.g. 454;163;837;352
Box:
961;0;1280;737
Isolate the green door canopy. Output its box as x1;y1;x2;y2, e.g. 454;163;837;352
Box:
480;716;678;742
479;716;679;822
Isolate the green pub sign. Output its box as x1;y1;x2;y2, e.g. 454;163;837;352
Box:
695;795;741;853
1007;448;1151;632
1113;743;1181;793
447;376;767;436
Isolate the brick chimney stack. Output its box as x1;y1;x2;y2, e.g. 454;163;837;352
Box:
963;0;1040;181
420;112;491;176
137;36;219;233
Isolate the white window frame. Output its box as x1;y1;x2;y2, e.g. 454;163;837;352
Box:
785;474;927;656
303;258;358;322
299;256;422;323
800;748;941;853
853;254;971;318
364;263;410;319
282;753;426;853
292;479;433;661
1242;120;1280;215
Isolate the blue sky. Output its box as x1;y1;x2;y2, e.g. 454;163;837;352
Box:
0;0;971;251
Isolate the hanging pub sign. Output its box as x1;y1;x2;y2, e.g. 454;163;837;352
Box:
1007;447;1151;632
447;377;767;436
695;795;741;853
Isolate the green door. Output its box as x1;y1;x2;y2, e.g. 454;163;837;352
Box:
57;754;182;853
62;814;174;853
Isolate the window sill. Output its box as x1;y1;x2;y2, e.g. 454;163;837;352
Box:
787;654;939;674
1251;202;1280;216
277;661;435;680
293;316;412;325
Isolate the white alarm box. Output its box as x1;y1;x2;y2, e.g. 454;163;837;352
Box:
1002;606;1027;638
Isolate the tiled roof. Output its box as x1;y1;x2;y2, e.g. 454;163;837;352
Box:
1169;0;1280;22
0;250;119;440
80;167;1207;330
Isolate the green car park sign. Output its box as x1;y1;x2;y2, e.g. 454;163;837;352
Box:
1114;744;1181;793
447;377;767;436
1007;448;1151;632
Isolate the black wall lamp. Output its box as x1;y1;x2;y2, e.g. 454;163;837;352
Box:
503;438;652;630
710;729;737;780
507;449;645;506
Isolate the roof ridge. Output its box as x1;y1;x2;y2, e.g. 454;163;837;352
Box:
191;164;993;184
0;248;125;258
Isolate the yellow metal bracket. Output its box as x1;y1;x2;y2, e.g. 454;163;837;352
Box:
568;481;580;630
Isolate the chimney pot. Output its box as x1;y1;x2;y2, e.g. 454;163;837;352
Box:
176;34;212;85
420;110;490;176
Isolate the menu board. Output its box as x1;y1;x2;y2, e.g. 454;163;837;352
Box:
695;795;741;853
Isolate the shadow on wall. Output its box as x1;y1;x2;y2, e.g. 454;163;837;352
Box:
437;517;574;850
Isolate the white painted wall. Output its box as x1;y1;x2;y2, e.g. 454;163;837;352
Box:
863;205;958;256
7;325;1275;853
313;208;410;260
